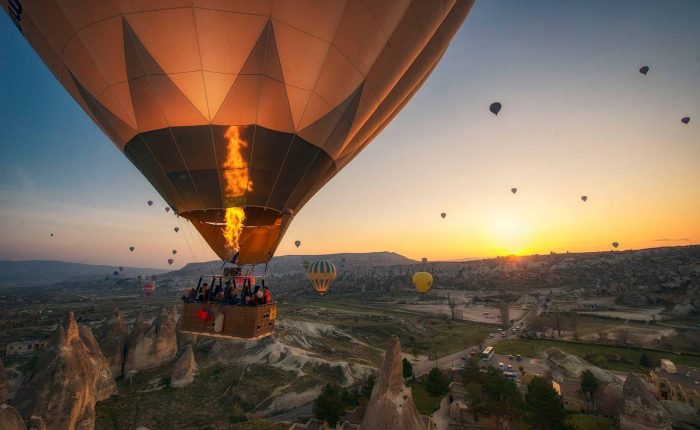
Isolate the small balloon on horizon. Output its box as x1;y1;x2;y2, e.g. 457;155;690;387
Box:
639;66;649;75
489;102;502;116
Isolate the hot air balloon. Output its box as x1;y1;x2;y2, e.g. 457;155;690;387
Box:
639;66;649;75
167;259;174;265
137;275;143;282
612;242;619;249
441;212;447;219
489;102;502;116
50;233;54;237
302;261;310;271
147;200;153;206
681;117;690;124
233;274;256;289
165;207;171;213
113;271;119;276
119;266;124;271
5;2;473;266
174;227;180;233
412;272;433;294
129;246;135;252
307;260;337;296
294;240;301;248
581;196;588;202
511;188;518;194
142;282;156;296
172;249;177;255
421;257;428;263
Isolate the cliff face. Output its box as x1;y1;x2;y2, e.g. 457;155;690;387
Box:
362;336;425;430
171;345;197;388
0;405;27;430
0;357;8;404
123;309;177;375
12;312;117;430
619;373;672;430
98;309;129;376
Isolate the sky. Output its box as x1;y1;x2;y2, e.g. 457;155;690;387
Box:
1;1;699;269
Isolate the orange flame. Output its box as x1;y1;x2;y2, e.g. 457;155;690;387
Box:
222;126;253;253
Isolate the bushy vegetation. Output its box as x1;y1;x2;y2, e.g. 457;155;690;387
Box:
312;375;375;426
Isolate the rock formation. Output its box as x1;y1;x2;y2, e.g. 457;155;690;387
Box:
27;416;46;430
12;312;117;430
171;345;197;388
619;373;672;430
0;357;8;404
98;309;129;376
661;400;700;430
0;405;26;430
362;336;425;430
123;309;177;375
545;348;621;384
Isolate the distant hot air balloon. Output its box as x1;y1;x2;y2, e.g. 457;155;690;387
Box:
119;266;124;271
681;117;690;124
137;275;143;283
639;66;649;75
307;260;337;296
294;240;301;248
147;201;153;206
421;257;428;263
511;188;518;194
581;196;588;202
302;261;310;271
441;212;447;219
489;102;502;116
142;282;156;296
165;207;170;213
612;242;619;249
412;272;433;294
167;259;174;265
174;227;180;233
129;246;135;252
8;2;472;266
172;249;177;255
113;271;119;276
50;233;54;237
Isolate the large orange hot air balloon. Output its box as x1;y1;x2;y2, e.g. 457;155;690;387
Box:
6;1;474;264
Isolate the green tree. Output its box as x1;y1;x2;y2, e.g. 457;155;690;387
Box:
525;376;572;430
360;374;376;399
639;353;652;368
313;384;346;427
425;367;450;397
480;367;523;430
580;369;599;410
403;358;413;379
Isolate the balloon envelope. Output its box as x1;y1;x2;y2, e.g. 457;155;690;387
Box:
421;257;428;263
681;117;690;124
147;201;153;206
167;259;174;265
581;196;587;202
129;246;135;252
174;227;180;233
172;250;177;255
489;102;502;115
511;188;518;194
440;212;447;219
612;242;619;248
142;282;156;296
639;66;649;75
7;2;473;265
307;260;337;296
294;240;301;248
412;272;433;294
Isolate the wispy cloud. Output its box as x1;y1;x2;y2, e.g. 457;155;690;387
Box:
652;238;690;242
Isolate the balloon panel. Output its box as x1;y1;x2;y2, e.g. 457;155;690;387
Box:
8;1;474;263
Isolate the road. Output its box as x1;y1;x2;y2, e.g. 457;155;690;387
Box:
268;402;313;422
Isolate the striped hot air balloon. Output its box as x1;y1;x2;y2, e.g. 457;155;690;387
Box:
306;260;337;296
5;1;474;264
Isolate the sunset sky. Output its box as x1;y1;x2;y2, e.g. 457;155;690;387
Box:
1;1;699;269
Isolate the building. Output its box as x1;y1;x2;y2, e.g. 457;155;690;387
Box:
5;339;48;356
660;359;677;374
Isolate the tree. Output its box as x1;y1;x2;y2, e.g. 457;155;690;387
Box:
580;369;599;410
498;302;510;331
568;311;579;340
313;384;346;427
402;358;413;379
525;376;572;430
480;367;523;430
425;367;450;397
639;353;652;368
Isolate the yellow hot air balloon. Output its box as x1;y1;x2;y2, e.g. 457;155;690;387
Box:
307;260;337;296
6;1;474;264
412;272;433;294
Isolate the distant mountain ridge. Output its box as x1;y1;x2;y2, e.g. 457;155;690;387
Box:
0;260;168;287
165;251;417;277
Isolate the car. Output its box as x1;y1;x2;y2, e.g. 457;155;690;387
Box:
498;362;505;371
507;364;514;372
508;354;513;360
488;333;494;339
470;347;478;354
516;354;522;361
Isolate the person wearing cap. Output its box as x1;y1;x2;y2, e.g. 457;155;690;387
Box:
197;283;209;302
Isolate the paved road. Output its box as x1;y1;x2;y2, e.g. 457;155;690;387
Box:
268;402;313;422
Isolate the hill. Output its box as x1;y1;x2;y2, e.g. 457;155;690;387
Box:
165;251;417;277
0;260;169;287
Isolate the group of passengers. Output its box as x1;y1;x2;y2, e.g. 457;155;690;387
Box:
181;280;272;305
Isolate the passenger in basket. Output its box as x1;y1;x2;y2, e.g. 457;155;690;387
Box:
181;287;196;303
263;286;272;304
197;283;210;301
224;281;237;305
241;284;252;305
212;283;224;302
255;288;264;305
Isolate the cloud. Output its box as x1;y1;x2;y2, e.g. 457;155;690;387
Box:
652;238;690;242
